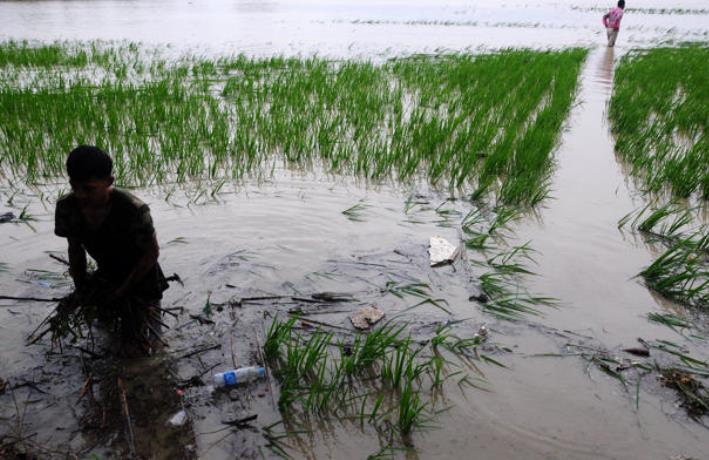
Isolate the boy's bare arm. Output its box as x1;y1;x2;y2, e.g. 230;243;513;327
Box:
67;237;87;289
114;233;160;298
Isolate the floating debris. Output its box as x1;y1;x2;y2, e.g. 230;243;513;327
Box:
469;291;489;304
311;291;355;302
350;306;385;330
168;409;188;427
477;324;489;340
342;201;369;222
0;212;15;223
658;367;709;419
221;413;258;427
428;236;459;266
623;346;650;357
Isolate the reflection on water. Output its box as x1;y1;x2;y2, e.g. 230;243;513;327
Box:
83;354;195;458
0;320;196;457
597;46;615;89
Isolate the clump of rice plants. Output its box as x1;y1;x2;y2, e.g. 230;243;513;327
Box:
0;40;91;68
342;201;369;222
0;41;586;207
263;317;495;446
476;243;556;320
463;206;557;320
619;203;708;311
640;233;708;310
609;45;709;199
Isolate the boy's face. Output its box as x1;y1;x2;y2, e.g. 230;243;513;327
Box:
70;176;114;207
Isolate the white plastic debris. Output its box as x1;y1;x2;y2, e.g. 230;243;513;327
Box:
168;409;187;427
350;306;385;330
428;236;459;266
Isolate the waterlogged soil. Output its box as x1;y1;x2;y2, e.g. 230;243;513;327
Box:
1;1;708;459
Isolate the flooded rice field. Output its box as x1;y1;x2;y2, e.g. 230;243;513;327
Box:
1;0;708;55
1;1;708;459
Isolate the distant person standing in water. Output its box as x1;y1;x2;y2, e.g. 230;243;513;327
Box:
603;0;625;47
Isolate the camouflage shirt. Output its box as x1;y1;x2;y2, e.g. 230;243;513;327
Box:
55;188;168;299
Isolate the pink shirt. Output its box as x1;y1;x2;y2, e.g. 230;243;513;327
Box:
604;7;624;29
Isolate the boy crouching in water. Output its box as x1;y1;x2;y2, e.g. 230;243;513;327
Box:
55;145;168;355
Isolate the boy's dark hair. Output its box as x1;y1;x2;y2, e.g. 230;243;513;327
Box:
618;0;625;7
66;145;113;182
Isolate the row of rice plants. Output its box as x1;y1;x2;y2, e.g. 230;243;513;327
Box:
611;46;708;312
0;40;113;68
0;40;167;82
609;45;708;199
216;49;587;206
0;42;586;207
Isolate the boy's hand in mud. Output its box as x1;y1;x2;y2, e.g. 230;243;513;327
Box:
103;289;131;311
113;285;130;299
58;289;83;314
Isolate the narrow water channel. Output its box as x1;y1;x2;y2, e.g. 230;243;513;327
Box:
455;48;708;460
518;47;668;343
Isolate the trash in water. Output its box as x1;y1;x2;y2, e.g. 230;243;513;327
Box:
213;366;265;387
428;236;460;266
350;306;385;330
168;409;187;426
0;212;15;223
469;290;489;304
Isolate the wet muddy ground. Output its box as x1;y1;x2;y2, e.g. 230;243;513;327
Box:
1;1;708;459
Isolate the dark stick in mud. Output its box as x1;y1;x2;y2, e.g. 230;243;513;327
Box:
288;314;352;332
256;321;278;411
222;413;258;427
240;295;290;303
49;254;70;266
0;295;62;303
117;377;137;458
177;343;221;360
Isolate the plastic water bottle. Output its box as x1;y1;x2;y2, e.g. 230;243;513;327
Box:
213;366;266;387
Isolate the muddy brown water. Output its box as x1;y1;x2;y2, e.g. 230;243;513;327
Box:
1;1;708;459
